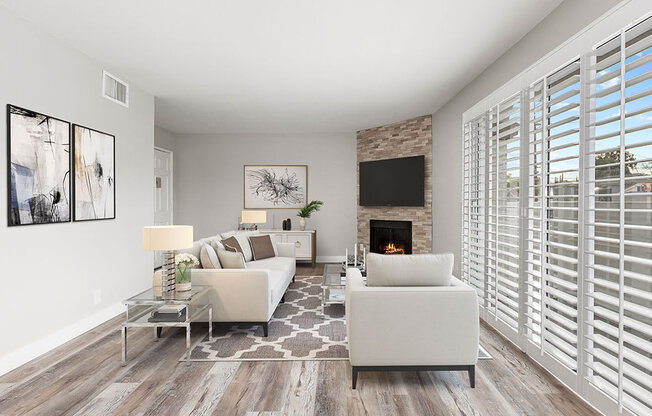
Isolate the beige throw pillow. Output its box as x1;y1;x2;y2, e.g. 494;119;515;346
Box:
200;244;221;269
217;249;247;269
249;235;275;260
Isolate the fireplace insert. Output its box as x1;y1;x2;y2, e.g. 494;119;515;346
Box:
370;220;412;254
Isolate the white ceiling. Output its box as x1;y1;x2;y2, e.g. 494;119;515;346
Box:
1;0;562;134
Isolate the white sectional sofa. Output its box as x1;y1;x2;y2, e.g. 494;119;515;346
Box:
178;230;296;336
346;253;479;389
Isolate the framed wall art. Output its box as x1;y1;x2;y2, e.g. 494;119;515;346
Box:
73;124;115;221
244;165;307;209
7;104;71;226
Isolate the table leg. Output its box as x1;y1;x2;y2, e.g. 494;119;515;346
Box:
186;324;191;366
209;306;213;341
121;326;127;366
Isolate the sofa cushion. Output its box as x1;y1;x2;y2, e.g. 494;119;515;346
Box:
249;235;275;260
208;237;224;253
366;253;453;287
217;249;247;269
247;256;295;272
200;244;221;269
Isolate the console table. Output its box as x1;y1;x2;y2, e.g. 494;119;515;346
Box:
259;229;316;266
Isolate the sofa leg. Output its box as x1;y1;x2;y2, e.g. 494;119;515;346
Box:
352;367;358;389
281;295;285;303
262;322;269;337
468;365;475;388
292;275;295;283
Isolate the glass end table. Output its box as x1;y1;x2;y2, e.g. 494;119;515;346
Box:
121;285;212;366
322;263;366;309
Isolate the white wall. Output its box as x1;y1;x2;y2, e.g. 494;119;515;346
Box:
431;0;622;275
155;125;178;154
174;133;357;260
0;6;155;374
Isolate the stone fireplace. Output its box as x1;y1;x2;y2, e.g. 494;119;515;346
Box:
357;115;432;253
370;220;412;254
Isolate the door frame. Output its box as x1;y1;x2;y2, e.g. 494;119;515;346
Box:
154;146;174;225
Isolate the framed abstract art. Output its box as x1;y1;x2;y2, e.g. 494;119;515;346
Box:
73;124;115;221
243;165;307;209
7;104;71;226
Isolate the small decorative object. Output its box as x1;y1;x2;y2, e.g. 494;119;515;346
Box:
241;210;267;230
282;219;288;230
175;253;198;291
143;225;194;297
73;124;115;221
286;218;292;230
244;165;307;209
7;105;71;225
297;200;324;231
344;244;366;272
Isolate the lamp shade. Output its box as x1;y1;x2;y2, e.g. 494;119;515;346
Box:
143;225;193;251
241;210;267;224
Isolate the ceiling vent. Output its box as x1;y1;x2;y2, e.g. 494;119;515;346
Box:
102;70;129;107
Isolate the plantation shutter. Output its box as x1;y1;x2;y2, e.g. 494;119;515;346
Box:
585;17;652;415
526;81;544;346
496;94;522;331
486;107;500;316
462;115;487;301
543;60;582;372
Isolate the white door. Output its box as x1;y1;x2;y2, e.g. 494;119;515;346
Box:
154;148;173;268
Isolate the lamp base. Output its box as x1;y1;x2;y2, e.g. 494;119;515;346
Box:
162;251;176;298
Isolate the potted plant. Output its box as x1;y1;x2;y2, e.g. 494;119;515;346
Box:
297;200;324;230
175;253;199;291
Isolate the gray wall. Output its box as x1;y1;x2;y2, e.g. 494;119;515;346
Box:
174;133;357;259
0;6;155;369
431;0;621;275
155;126;179;222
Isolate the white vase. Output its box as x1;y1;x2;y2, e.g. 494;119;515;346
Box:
299;217;306;231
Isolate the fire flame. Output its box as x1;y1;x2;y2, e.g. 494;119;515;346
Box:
383;242;405;255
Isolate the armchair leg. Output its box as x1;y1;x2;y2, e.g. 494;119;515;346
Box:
468;365;475;388
262;322;269;337
352;367;359;389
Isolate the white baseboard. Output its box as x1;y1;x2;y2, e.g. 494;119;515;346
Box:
0;302;123;377
316;256;345;263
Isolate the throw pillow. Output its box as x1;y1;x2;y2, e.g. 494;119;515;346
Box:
200;244;221;269
249;234;275;260
217;249;247;269
209;238;224;253
221;232;256;262
221;236;243;254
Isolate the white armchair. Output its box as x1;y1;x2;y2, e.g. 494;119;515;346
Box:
345;253;479;389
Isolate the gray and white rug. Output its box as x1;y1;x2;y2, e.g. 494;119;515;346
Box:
189;275;348;361
187;275;493;362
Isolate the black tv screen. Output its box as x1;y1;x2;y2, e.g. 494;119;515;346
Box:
359;155;425;206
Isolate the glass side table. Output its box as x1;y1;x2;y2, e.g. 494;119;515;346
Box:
121;285;212;366
322;263;347;309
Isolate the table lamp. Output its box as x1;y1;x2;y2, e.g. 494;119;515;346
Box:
143;225;193;295
241;210;266;230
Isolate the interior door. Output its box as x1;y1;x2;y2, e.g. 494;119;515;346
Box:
154;148;173;268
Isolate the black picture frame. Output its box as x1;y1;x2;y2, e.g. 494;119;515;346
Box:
7;104;72;226
72;123;116;222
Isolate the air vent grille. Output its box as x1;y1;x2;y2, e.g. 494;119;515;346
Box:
102;70;129;107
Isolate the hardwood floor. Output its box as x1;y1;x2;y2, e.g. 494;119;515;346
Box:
0;263;599;415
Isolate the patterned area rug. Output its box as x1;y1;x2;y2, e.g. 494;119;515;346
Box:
188;275;348;361
187;275;494;362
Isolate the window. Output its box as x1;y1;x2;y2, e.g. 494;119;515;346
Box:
461;14;652;416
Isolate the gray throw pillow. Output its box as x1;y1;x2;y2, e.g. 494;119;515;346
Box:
216;249;247;269
200;244;221;269
249;235;275;260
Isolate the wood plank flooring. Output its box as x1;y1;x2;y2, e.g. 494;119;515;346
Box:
0;263;599;415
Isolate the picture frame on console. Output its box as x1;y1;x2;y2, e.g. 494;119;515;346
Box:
243;164;307;209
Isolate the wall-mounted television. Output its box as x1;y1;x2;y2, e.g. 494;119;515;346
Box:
359;155;425;207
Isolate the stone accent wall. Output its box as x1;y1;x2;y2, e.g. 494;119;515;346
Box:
357;115;432;253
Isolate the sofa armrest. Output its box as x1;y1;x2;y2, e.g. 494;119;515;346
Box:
346;268;479;367
276;242;296;259
191;268;274;321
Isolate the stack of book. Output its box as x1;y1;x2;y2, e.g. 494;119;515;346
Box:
148;304;187;322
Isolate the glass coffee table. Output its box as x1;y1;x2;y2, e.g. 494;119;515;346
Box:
121;285;212;366
322;264;366;309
